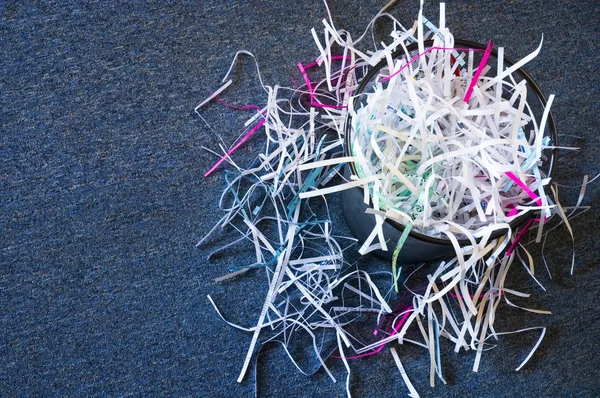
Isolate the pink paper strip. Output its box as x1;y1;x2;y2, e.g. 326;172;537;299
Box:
504;171;542;206
336;306;413;360
213;95;262;112
506;205;518;217
463;40;494;102
297;55;352;110
505;218;541;256
203;119;266;177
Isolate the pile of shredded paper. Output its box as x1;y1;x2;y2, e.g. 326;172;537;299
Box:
196;2;590;396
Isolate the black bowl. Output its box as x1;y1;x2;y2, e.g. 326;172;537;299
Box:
341;39;558;263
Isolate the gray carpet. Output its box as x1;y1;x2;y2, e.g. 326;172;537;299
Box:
1;1;598;397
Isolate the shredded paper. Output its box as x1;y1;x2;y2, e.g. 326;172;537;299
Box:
196;2;591;396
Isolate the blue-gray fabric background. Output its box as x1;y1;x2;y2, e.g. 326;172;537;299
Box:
1;1;598;397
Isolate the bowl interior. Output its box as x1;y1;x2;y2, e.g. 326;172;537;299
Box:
344;39;558;245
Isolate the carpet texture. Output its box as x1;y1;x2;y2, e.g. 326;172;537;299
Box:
1;1;599;397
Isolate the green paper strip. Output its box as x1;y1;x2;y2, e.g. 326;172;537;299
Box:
391;220;413;293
